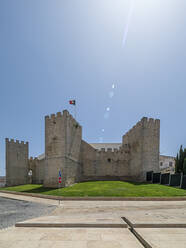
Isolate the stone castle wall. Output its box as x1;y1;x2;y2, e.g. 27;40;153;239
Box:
6;138;29;186
141;117;160;179
80;141;131;181
28;157;45;184
122;117;160;181
44;110;82;188
5;109;160;187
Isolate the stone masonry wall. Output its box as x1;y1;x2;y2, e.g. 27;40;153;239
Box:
80;140;131;181
122;117;160;181
4;111;160;188
6;138;29;186
141;117;160;179
28;157;45;184
44;110;82;188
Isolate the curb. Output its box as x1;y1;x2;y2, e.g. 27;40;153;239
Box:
121;218;186;228
15;223;127;228
15;221;186;229
133;224;186;228
1;190;186;201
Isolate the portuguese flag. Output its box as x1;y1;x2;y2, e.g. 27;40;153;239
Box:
69;100;76;105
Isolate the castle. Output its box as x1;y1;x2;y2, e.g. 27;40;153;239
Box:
5;110;160;188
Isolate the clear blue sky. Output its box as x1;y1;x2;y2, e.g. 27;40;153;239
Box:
0;0;186;176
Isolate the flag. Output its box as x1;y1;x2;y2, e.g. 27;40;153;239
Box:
69;100;76;105
58;170;62;184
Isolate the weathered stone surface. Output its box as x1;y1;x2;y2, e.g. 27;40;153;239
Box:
122;117;160;181
44;110;82;188
5;110;160;187
80;141;131;181
28;157;44;184
6;138;28;186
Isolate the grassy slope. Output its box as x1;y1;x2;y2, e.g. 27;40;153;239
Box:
1;181;186;197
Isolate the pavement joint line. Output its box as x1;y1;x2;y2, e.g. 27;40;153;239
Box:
133;223;186;228
15;223;128;228
121;217;152;248
121;217;134;228
130;228;152;248
121;218;186;228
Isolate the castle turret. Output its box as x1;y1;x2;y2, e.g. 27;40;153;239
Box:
44;110;82;188
122;117;160;181
6;138;29;186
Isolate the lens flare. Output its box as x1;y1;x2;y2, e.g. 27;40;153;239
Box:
122;0;134;48
104;112;109;119
109;91;114;98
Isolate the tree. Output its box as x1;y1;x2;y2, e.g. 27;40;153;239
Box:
175;153;179;173
183;148;186;160
175;145;186;173
183;158;186;175
179;145;184;172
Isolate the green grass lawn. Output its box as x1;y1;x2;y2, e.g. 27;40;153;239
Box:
1;181;186;197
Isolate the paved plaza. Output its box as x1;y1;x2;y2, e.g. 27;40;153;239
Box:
0;192;186;247
0;196;56;229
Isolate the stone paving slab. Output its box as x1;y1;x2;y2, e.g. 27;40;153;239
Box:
54;200;186;226
0;227;143;248
1;193;186;247
136;228;186;248
16;215;124;224
123;208;186;224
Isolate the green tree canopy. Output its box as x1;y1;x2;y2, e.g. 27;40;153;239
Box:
175;145;186;174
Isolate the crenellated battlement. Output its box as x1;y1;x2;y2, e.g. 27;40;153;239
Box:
68;113;80;127
45;111;64;120
5;138;28;145
97;147;125;155
121;116;160;180
6;108;160;187
6;137;29;186
45;109;70;120
44;108;82;187
141;117;160;127
122;117;160;145
130;117;159;130
45;109;81;127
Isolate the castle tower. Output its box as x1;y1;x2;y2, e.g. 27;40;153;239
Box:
6;138;29;186
122;117;160;181
141;117;160;179
44;110;82;188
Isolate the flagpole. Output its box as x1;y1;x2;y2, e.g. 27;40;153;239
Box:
69;99;76;120
75;103;76;120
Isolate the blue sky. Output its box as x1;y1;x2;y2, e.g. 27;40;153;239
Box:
0;0;186;176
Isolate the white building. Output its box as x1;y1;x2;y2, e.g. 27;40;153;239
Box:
159;155;175;174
